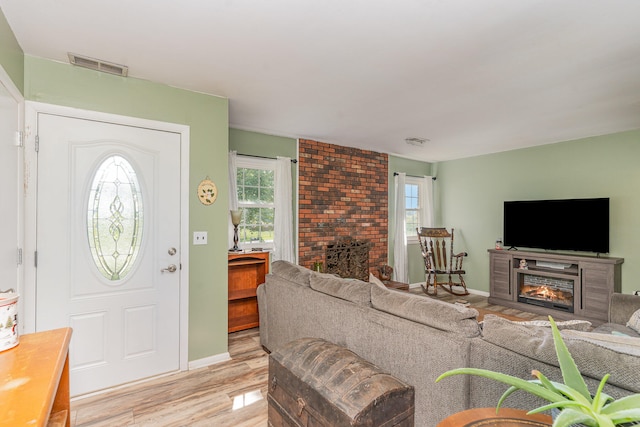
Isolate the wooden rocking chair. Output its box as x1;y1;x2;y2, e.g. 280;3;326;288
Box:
417;227;469;296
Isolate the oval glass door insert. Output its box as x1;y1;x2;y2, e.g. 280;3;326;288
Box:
87;155;143;280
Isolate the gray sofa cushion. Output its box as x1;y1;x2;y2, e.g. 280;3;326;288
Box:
610;293;640;325
481;315;640;392
309;271;371;306
270;260;312;287
370;279;480;337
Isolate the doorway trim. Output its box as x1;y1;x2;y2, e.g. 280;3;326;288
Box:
0;65;25;331
23;101;190;372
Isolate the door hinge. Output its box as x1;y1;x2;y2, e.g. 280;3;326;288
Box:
17;248;23;265
15;131;24;147
35;135;40;152
34;250;38;268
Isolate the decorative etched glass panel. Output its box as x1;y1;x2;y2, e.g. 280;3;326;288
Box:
87;155;143;280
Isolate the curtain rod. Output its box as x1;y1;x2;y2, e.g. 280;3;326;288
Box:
238;153;297;163
393;172;436;180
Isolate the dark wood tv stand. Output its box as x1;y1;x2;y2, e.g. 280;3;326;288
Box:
488;249;623;323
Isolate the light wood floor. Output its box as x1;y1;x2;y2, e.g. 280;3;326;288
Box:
70;290;545;427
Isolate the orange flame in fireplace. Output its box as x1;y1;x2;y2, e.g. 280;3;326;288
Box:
537;286;557;300
520;283;573;306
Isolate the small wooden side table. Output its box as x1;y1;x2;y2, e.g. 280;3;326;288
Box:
438;407;552;427
383;280;410;291
228;251;269;333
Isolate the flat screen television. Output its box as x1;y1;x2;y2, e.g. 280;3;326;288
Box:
503;198;609;253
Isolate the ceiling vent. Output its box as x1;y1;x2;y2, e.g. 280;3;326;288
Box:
68;53;128;77
405;137;429;147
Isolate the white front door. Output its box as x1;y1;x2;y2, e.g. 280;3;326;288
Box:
35;112;182;396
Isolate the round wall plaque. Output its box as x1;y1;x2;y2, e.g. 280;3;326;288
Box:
197;178;218;205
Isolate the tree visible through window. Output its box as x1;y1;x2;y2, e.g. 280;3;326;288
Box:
236;157;276;248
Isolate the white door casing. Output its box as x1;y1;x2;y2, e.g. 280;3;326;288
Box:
0;67;24;330
24;102;190;396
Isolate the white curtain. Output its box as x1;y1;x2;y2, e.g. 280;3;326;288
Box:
228;151;238;249
393;172;407;283
274;156;295;262
421;176;435;227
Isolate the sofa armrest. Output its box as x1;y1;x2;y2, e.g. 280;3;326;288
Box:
257;283;269;350
609;293;640;325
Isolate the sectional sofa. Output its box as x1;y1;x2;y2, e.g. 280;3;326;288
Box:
257;261;640;427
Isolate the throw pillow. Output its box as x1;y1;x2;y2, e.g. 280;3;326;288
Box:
612;330;630;337
513;319;592;331
626;308;640;334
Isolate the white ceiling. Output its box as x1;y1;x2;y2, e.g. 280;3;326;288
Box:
2;0;640;162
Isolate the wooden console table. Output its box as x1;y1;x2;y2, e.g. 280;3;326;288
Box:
438;407;551;426
0;327;72;427
488;249;623;323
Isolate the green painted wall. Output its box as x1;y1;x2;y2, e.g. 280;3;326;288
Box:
229;128;299;254
435;131;640;294
24;55;230;361
0;7;24;92
388;156;432;284
229;128;297;159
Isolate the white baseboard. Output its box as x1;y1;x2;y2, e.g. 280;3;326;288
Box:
467;288;490;297
408;282;490;297
188;352;231;370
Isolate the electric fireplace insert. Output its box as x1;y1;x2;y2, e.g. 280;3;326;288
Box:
517;273;574;313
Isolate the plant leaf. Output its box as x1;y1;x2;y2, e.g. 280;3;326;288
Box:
602;394;640;415
436;367;564;403
549;382;593;407
532;369;561;395
591;374;612;413
528;400;587;414
496;385;519;410
609;408;640;424
553;408;598;427
549;316;592;401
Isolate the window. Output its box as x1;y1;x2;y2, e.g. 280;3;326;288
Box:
87;155;143;280
405;176;429;242
236;156;276;249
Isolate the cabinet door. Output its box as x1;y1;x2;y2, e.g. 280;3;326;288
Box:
578;262;613;321
490;252;513;301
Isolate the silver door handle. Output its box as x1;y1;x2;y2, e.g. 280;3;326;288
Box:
161;264;177;273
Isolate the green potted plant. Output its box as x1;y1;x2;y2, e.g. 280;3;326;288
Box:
436;316;640;427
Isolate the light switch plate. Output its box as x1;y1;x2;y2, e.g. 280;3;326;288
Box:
193;231;208;245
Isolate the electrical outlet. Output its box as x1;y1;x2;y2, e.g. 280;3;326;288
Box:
193;231;208;245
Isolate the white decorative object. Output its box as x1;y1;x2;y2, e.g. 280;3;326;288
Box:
0;291;19;351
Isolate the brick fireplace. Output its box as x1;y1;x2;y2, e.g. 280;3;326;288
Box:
298;139;388;278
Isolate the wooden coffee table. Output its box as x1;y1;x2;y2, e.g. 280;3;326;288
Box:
438;407;552;426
